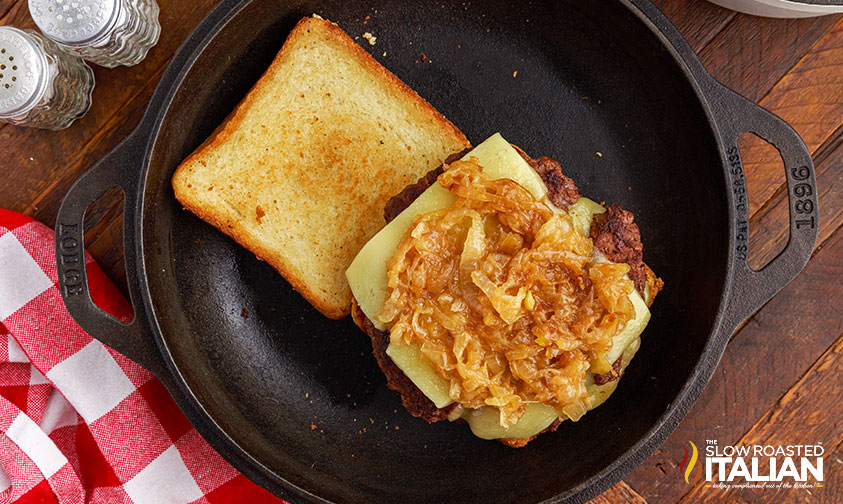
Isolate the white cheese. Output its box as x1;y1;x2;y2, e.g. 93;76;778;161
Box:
346;134;651;440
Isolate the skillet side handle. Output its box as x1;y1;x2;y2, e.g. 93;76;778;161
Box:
709;83;819;329
55;133;169;380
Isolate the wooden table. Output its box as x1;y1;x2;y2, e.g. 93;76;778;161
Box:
1;1;840;502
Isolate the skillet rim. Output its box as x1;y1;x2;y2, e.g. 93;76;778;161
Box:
133;0;740;502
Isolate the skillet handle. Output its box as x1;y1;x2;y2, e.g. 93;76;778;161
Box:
708;82;818;329
55;132;169;381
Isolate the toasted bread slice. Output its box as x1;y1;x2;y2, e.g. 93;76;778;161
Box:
172;17;470;318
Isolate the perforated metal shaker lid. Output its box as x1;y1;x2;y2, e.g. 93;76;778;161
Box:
0;27;48;117
29;0;119;45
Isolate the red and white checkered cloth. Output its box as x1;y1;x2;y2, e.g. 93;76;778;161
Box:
0;209;284;504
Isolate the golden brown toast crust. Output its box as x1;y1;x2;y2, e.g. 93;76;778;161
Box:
172;17;470;318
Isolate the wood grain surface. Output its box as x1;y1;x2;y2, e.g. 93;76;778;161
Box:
1;1;840;503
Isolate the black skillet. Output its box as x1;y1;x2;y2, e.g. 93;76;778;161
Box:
54;0;818;502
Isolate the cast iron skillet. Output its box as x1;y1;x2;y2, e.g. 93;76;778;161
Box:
55;0;818;502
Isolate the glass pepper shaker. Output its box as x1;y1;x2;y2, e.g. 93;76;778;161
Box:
0;27;94;130
28;0;161;68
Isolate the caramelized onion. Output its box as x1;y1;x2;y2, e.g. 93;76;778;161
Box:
378;159;636;427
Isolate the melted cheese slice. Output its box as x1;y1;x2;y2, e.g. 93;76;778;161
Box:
347;133;546;330
568;197;606;236
385;340;452;408
346;133;650;440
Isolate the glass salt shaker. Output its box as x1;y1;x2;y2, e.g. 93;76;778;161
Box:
29;0;161;68
0;27;94;130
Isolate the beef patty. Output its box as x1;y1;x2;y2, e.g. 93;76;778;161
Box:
363;148;661;446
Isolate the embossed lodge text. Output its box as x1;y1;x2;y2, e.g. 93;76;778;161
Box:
58;223;84;296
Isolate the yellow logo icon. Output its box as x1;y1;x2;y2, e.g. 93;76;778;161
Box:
681;441;702;485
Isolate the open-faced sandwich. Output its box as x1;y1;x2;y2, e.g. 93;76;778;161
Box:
172;15;662;447
347;133;662;446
